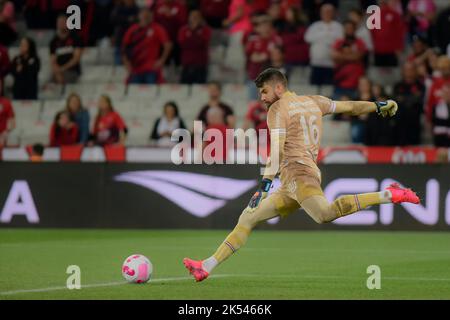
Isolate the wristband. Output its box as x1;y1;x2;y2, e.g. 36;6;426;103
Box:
261;178;272;193
374;101;387;115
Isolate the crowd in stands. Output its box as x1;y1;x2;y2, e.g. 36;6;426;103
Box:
0;0;450;150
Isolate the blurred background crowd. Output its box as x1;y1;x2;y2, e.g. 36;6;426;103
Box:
0;0;450;151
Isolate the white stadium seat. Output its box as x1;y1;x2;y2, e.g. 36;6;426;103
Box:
127;84;158;100
79;66;113;83
125;117;152;146
159;84;190;103
11;100;42;120
41;100;65;120
96;83;126;100
81;47;98;65
223;84;248;104
110;66;128;83
40;83;63;100
190;84;209;103
64;83;98;98
20;119;51;146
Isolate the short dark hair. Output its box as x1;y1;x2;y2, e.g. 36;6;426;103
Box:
32;143;44;156
254;68;288;88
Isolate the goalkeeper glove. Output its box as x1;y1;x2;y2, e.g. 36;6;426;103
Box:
247;178;272;209
375;100;398;117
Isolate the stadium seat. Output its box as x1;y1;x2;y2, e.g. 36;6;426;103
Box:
80;47;98;65
319;85;334;97
6;128;22;146
110;66;128;83
79;66;113;83
190;84;209;103
27;30;55;47
7;47;19;59
159;84;190;103
96;83;126;100
41;100;65;120
223;84;249;104
290;84;319;95
126;84;159;100
114;99;143;119
125;117;152;146
321;118;351;146
288;66;311;85
38;47;49;60
20;119;51;146
12;100;42;120
64;83;97;98
40;83;63;100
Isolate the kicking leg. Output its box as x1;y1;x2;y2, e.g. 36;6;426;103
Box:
300;184;420;224
183;193;299;281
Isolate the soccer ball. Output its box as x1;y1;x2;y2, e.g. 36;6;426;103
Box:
122;254;153;283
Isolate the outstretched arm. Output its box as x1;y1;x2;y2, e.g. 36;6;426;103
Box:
334;100;398;117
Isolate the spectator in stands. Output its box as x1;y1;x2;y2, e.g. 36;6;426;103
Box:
178;10;211;84
50;14;83;84
278;6;309;78
348;8;372;52
407;35;429;67
243;100;267;131
49;110;79;147
0;95;15;147
223;0;252;33
425;56;450;123
303;0;339;23
305;3;343;87
30;143;44;162
122;7;172;84
432;84;450;147
154;0;188;69
392;62;424;145
349;77;372;143
200;0;231;29
204;106;229;162
434;5;450;55
0;43;9;96
406;0;436;39
0;0;16;46
222;0;253;81
197;82;235;128
243;100;270;152
245;15;282;100
267;1;285;32
24;0;69;29
365;83;395;146
110;0;139;65
11;37;40;100
269;45;286;74
92;95;127;146
331;20;367;100
88;0;114;45
150;101;186;147
415;46;440;83
65;93;90;144
370;0;405;70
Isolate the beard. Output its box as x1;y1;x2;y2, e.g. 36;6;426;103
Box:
264;96;280;109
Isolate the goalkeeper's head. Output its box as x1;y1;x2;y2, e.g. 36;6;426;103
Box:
254;68;288;108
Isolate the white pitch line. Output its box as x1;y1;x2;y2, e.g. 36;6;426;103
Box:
2;273;450;296
0;274;232;296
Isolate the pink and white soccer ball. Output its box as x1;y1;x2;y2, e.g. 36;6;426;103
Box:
122;254;153;283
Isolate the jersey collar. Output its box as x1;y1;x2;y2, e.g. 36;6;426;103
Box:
282;91;295;98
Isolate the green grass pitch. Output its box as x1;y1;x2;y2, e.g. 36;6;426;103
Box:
0;229;449;299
